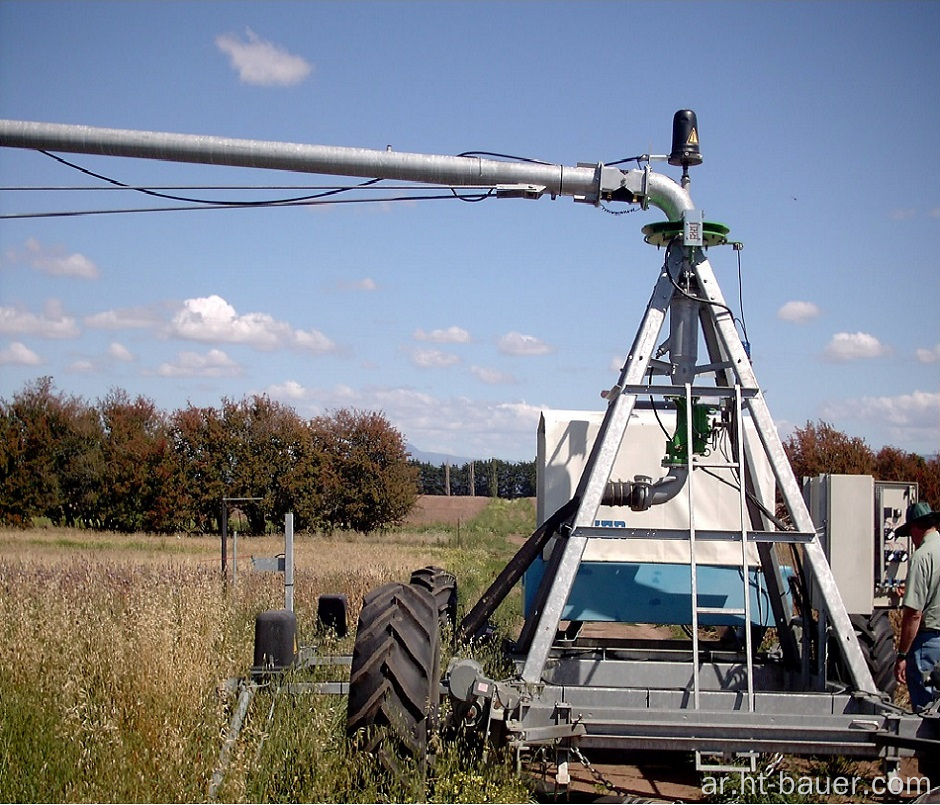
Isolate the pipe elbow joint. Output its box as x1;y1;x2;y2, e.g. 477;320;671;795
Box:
601;467;689;512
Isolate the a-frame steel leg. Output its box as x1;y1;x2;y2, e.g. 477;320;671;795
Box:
691;252;876;693
519;250;679;683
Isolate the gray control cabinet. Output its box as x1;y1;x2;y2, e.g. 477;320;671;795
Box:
804;474;918;615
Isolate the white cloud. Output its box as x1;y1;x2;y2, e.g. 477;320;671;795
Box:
265;380;542;459
156;349;242;378
215;29;312;86
0;300;80;339
6;237;99;279
890;208;940;221
823;331;890;362
410;348;460;369
498;331;554;356
0;341;42;366
336;277;377;292
68;359;95;374
294;328;337;353
823;390;940;448
413;326;471;344
85;305;162;330
837;391;938;426
107;342;134;362
777;300;821;323
470;365;516;385
168;295;335;353
268;379;308;400
916;344;940;364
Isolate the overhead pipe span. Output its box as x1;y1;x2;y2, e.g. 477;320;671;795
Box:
0;119;693;221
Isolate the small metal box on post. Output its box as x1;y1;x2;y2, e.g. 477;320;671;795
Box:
221;496;262;581
249;512;295;613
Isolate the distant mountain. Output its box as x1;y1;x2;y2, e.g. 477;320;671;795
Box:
406;444;479;466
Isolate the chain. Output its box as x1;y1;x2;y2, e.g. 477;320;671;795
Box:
761;752;785;776
569;744;635;798
600;202;641;216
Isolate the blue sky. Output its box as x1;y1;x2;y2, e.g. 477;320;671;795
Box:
0;1;937;462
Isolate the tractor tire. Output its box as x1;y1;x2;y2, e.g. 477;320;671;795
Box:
830;610;897;697
346;582;441;776
852;610;897;697
410;566;458;631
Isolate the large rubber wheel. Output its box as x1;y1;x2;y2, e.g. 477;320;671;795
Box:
346;582;441;776
410;566;458;631
853;610;897;697
830;610;897;697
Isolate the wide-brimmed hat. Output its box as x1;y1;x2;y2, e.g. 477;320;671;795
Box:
896;501;940;537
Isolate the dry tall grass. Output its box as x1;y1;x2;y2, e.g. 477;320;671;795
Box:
0;499;535;803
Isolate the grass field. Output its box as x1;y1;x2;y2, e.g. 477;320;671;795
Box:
0;497;536;803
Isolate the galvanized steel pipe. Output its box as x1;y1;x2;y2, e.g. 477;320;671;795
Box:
0;119;694;220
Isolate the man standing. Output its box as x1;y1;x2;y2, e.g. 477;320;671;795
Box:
895;501;940;710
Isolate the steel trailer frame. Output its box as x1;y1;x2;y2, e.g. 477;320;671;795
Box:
2;114;937;772
453;231;939;769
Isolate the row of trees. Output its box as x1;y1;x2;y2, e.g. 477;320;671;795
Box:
410;458;536;498
0;378;418;534
783;420;939;504
2;377;936;534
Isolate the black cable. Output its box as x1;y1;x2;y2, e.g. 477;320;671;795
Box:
0;190;496;220
736;246;752;349
1;183;495;192
39;149;384;206
665;243;737;321
455;150;551;164
451;187;494;203
603;155;645;167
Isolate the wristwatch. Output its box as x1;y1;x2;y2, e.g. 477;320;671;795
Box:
896;651;907;659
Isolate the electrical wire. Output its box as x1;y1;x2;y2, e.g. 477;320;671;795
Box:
603;155;645;167
455;150;551;164
735;246;752;350
39;149;386;205
0;190;495;220
1;183;498;192
0;149;506;218
662;242;757;352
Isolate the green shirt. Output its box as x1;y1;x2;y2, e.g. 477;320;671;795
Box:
904;529;940;631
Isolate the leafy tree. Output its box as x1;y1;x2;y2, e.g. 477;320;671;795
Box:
172;395;332;534
875;446;940;506
783;420;875;481
0;378;100;527
53;401;104;528
409;457;537;498
410;460;446;495
170;404;228;533
96;389;178;533
311;408;418;533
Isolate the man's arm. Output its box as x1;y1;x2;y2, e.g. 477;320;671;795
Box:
895;605;923;684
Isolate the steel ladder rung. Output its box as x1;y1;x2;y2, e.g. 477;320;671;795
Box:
696;606;746;616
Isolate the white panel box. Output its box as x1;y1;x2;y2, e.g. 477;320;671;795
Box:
537;407;776;566
804;474;875;616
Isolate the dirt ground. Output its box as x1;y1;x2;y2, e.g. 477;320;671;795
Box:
403;494;492;526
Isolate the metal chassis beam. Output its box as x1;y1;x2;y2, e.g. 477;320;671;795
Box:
505;681;937;759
